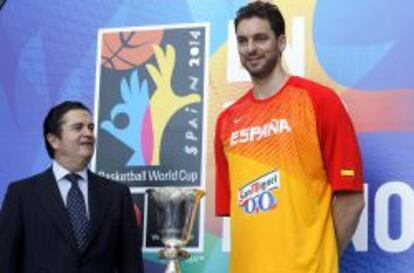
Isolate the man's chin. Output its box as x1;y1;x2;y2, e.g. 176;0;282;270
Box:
244;63;267;74
245;67;262;76
247;65;275;79
80;151;94;162
249;69;270;79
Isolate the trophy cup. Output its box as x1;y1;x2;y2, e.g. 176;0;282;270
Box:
146;187;205;273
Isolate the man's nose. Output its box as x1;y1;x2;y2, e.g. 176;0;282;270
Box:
83;126;94;137
247;40;257;54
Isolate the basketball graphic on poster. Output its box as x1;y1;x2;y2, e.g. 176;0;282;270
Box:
101;30;163;70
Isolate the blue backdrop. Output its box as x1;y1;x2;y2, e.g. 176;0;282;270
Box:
1;1;413;272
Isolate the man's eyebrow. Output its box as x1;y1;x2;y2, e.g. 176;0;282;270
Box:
236;35;247;41
237;32;268;38
68;122;85;128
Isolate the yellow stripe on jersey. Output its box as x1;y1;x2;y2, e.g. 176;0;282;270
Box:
341;169;355;177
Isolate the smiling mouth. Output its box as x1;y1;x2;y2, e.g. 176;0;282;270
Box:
246;59;263;67
246;55;263;61
80;142;94;146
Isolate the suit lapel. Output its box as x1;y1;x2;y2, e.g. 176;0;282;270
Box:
34;168;78;251
84;171;111;250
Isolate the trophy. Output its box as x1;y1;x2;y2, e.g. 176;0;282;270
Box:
146;187;205;273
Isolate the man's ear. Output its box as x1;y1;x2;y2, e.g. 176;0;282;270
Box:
47;133;60;150
278;34;287;52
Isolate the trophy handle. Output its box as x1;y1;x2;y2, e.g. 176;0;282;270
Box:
184;190;205;243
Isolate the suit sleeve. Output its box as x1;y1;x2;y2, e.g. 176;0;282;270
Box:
118;186;144;273
0;183;22;273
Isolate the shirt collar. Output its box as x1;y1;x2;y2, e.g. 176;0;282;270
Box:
52;160;88;182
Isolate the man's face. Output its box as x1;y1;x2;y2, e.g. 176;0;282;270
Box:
236;17;285;79
48;109;95;168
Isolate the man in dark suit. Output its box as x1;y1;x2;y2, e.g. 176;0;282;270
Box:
0;101;144;273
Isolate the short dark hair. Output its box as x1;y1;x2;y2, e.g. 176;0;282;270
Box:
235;1;285;38
43;101;91;158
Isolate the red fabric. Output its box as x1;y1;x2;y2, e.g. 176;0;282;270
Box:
295;78;364;191
214;113;231;216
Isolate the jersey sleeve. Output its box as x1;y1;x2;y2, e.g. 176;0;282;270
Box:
309;87;364;192
215;113;231;216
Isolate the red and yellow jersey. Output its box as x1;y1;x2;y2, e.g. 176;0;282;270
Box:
215;76;363;273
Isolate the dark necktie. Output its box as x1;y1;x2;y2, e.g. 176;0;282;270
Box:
65;173;89;251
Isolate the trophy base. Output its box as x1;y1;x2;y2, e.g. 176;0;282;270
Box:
160;248;190;260
165;259;180;273
160;248;190;273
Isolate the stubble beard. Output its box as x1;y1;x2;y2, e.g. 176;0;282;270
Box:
244;53;279;80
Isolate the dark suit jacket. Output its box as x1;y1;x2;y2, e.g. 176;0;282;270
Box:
0;168;144;273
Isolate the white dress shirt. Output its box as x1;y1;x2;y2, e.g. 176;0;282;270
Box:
52;161;90;218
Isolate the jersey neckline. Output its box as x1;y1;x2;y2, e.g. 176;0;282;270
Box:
247;75;296;104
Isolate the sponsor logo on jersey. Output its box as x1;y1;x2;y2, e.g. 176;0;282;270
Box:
230;118;291;146
238;170;280;214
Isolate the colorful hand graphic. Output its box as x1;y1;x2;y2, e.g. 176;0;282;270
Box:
100;70;150;166
146;44;201;165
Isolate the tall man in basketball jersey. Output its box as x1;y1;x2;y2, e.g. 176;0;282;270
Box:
0;101;143;273
215;2;365;273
